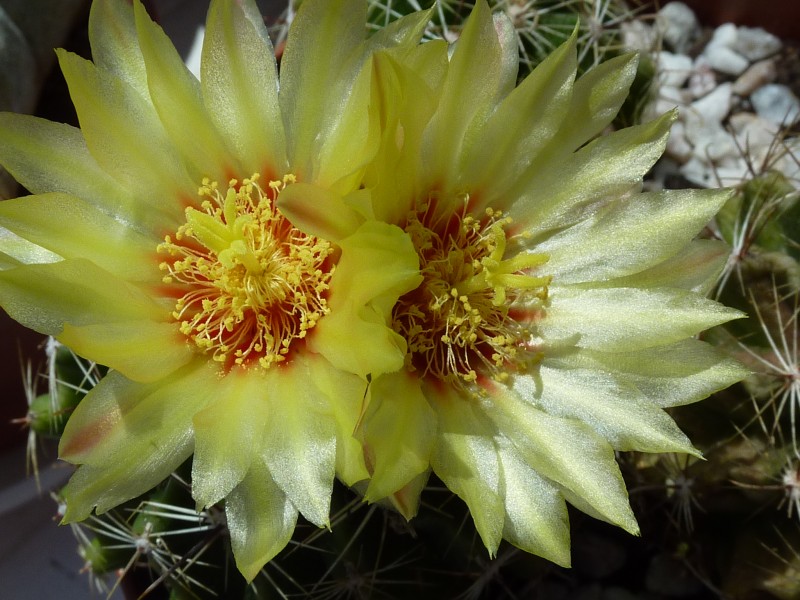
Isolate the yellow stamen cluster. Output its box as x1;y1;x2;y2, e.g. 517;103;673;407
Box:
392;195;550;387
158;174;333;369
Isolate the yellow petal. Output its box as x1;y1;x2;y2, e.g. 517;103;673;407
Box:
89;0;148;96
537;188;733;284
260;354;337;527
277;182;364;242
484;383;639;535
541;285;745;352
304;355;370;486
310;221;422;378
60;320;193;383
0;192;159;283
422;0;510;187
191;370;270;508
226;458;298;582
497;438;571;567
0;258;164;337
57;48;195;210
133;0;235;183
59;360;218;520
510;111;677;236
518;365;698;453
280;0;370;185
0;113;172;235
361;371;435;504
461;30;577;203
429;385;505;555
202;0;286;176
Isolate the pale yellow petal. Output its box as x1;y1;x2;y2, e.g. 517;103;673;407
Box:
310;221;422;379
551;340;750;408
537;188;732;284
604;239;729;295
0;258;164;337
56;49;195;212
192;370;270;508
0;113;171;235
360;371;435;503
304;355;370;486
541;285;745;352
483;383;639;535
202;0;286;176
133;0;235;183
260;355;336;527
60;360;218;520
89;0;148;96
496;438;571;567
509;111;676;236
0;192;159;283
429;385;505;555
461;33;576;204
557;52;640;152
515;365;698;453
59;320;193;383
422;0;508;188
226;458;298;582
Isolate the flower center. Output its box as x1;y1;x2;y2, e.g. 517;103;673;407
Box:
391;195;550;387
158;174;334;369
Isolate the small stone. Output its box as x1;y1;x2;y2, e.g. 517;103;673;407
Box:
659;84;691;106
687;82;732;127
733;26;782;62
709;23;738;48
657;51;694;88
666;120;693;163
688;56;716;99
732;59;777;96
680;157;716;187
751;84;800;126
714;156;751;187
728;112;779;150
691;125;737;162
704;42;749;76
657;2;700;54
621;20;656;53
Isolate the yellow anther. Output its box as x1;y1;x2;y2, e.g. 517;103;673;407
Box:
157;173;332;370
392;193;549;390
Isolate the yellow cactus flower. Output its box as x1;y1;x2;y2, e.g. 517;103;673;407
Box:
281;1;749;566
0;0;427;580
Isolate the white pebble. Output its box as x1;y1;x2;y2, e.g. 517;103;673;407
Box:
704;43;750;76
657;51;694;88
689;56;717;99
657;2;700;54
709;23;738;48
665;120;693;163
621;20;657;53
713;158;752;187
687;82;733;127
659;84;691;106
728;112;780;150
751;84;800;126
692;126;737;162
733;27;782;62
680;157;717;187
732;59;777;96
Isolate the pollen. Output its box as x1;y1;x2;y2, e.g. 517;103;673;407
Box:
157;174;334;369
391;194;550;388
